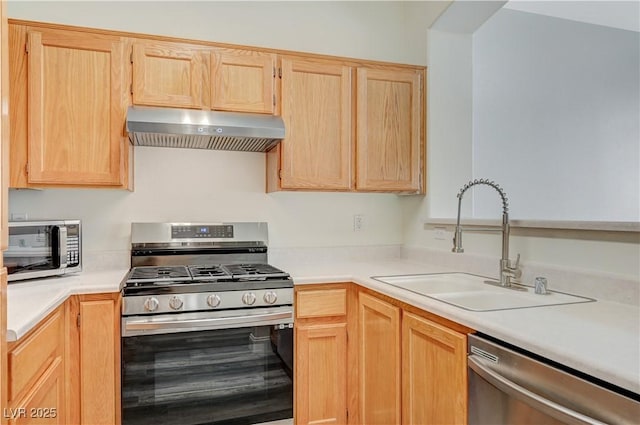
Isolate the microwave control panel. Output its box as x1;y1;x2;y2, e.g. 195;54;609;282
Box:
66;224;80;266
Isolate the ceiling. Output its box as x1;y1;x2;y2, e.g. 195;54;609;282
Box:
431;0;640;33
503;1;640;33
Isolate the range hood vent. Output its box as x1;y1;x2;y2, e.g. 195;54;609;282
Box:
126;106;285;153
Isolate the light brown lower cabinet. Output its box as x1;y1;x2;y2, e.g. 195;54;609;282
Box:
294;284;356;425
294;284;471;425
402;312;468;425
66;293;121;425
358;292;400;425
4;293;121;425
6;305;66;425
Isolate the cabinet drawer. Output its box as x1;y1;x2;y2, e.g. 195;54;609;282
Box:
296;288;347;318
8;307;64;402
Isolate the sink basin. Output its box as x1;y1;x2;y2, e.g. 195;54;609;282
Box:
371;272;594;312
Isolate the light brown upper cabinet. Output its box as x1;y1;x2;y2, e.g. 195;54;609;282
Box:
9;25;130;188
211;48;277;114
268;57;352;191
131;41;209;109
356;67;422;192
268;61;424;194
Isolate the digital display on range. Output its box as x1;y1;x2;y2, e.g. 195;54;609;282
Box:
171;225;234;239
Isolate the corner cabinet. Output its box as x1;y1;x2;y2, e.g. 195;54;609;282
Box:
9;24;130;188
356;67;423;192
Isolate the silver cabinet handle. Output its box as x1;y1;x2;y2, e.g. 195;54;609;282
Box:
124;310;292;334
469;355;607;425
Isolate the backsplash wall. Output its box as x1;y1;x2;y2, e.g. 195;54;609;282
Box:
9;148;405;253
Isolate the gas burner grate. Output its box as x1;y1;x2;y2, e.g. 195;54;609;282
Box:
128;266;191;283
188;265;233;281
222;263;290;280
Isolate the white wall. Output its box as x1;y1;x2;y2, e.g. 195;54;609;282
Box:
7;1;441;65
472;8;640;221
10;148;404;252
6;1;444;255
402;4;640;280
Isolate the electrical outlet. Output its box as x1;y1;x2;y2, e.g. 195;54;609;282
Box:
434;226;447;240
353;214;364;231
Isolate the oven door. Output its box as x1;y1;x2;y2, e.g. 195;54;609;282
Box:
121;306;293;425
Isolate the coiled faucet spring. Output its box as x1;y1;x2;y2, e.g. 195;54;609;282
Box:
452;179;520;287
456;179;509;214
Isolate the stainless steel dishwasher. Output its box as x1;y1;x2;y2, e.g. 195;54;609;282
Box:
468;334;640;425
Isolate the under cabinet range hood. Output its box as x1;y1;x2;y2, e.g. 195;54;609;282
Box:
126;106;285;152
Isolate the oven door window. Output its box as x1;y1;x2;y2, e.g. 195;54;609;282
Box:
122;325;293;425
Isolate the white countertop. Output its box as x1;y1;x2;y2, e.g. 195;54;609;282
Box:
7;259;640;396
6;269;128;342
270;258;640;395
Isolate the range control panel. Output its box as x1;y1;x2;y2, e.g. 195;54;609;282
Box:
171;224;234;239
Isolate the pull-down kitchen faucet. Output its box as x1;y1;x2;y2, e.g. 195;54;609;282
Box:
452;179;521;287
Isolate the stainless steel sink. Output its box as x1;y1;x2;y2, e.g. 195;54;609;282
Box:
371;272;594;311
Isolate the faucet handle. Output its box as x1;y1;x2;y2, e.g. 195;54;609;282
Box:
511;254;522;279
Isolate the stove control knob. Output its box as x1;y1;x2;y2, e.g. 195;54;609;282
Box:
207;294;221;308
263;291;278;305
169;296;183;310
144;297;159;312
242;292;257;306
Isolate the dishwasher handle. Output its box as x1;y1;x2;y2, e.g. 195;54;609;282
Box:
468;355;607;425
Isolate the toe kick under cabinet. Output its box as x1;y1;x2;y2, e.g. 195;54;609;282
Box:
5;293;121;425
294;283;472;425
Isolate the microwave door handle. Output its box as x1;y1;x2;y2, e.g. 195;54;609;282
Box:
468;355;607;425
56;226;68;269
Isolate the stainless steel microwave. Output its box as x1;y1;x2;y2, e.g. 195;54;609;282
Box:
4;220;81;282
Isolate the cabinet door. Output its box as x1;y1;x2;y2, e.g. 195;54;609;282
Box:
132;41;208;109
356;67;422;192
211;48;276;114
358;292;401;424
279;57;352;190
295;323;348;425
402;312;467;425
27;29;126;186
9;357;65;425
76;295;120;425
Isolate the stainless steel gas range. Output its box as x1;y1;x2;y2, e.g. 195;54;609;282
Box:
120;222;293;425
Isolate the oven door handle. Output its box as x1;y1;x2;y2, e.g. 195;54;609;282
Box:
468;355;607;425
124;310;293;335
